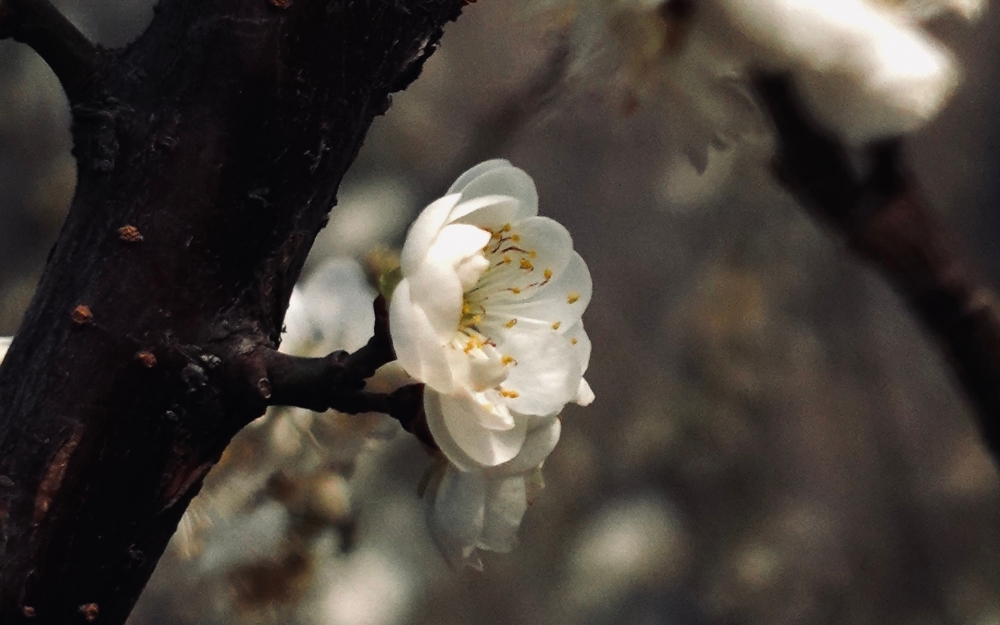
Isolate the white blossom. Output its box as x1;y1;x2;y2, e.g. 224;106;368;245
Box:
0;336;11;363
389;160;593;565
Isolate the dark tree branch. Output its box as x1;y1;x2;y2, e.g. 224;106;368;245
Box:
255;294;436;449
755;74;1000;462
0;1;466;623
0;0;105;98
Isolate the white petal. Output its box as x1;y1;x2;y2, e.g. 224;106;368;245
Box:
389;281;454;393
478;476;528;553
575;378;595;407
454;165;538;219
446;159;512;195
473;217;574;302
427;224;491;267
445;346;508;394
0;336;11;363
563;322;593;376
448;195;523;229
487;252;592;332
400;193;461;275
456;254;489;292
493;328;586;417
432;391;528;467
489;416;561;477
428;465;486;568
424;390;482;472
405;259;463;343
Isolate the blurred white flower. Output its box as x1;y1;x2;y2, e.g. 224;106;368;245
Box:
0;336;10;363
715;0;961;143
389;160;593;566
571;0;983;146
282;257;377;357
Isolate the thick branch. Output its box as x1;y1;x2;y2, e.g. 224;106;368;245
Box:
755;74;1000;461
0;0;104;97
0;1;465;622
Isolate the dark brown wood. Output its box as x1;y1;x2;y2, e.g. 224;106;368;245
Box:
0;0;466;623
755;75;1000;462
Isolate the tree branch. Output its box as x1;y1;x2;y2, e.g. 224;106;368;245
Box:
0;0;105;98
755;74;1000;462
0;0;466;622
255;295;436;449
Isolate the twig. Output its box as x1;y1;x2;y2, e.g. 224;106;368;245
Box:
755;74;1000;461
0;0;105;97
260;296;437;449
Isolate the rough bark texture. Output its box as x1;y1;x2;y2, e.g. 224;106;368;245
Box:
0;0;465;622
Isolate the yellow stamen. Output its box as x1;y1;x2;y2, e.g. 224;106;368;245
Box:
505;319;517;328
511;234;520;243
552;321;561;330
567;292;580;304
509;287;521;294
571;338;578;345
543;268;553;281
502;223;512;232
500;388;520;398
501;355;515;366
520;258;534;271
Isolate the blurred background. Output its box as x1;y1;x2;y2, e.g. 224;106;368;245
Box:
3;1;1000;624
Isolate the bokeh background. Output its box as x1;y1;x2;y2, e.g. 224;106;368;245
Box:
2;1;1000;624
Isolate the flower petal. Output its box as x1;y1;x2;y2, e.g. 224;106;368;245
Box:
425;390;481;472
449;195;523;229
446;159;512;195
427;223;491;267
428;391;528;467
486;252;592;332
428;465;486;568
389;281;455;393
453;165;538;219
492;327;586;416
405;258;463;343
400;193;461;275
575;378;595;406
478;475;528;553
489;416;561;477
472;216;574;303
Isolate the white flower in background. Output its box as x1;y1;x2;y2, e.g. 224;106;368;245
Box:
389;159;593;565
713;0;962;143
0;336;11;362
564;0;984;147
282;257;377;357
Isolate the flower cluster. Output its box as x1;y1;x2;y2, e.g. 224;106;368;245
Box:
388;160;593;566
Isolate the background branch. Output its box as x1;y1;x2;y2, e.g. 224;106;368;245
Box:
0;0;104;97
755;74;1000;462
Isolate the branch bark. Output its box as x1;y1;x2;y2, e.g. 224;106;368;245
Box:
0;0;466;623
755;74;1000;462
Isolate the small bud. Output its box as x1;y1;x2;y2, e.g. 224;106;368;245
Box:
71;305;93;326
79;603;99;622
22;606;35;618
136;351;157;368
117;225;143;243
